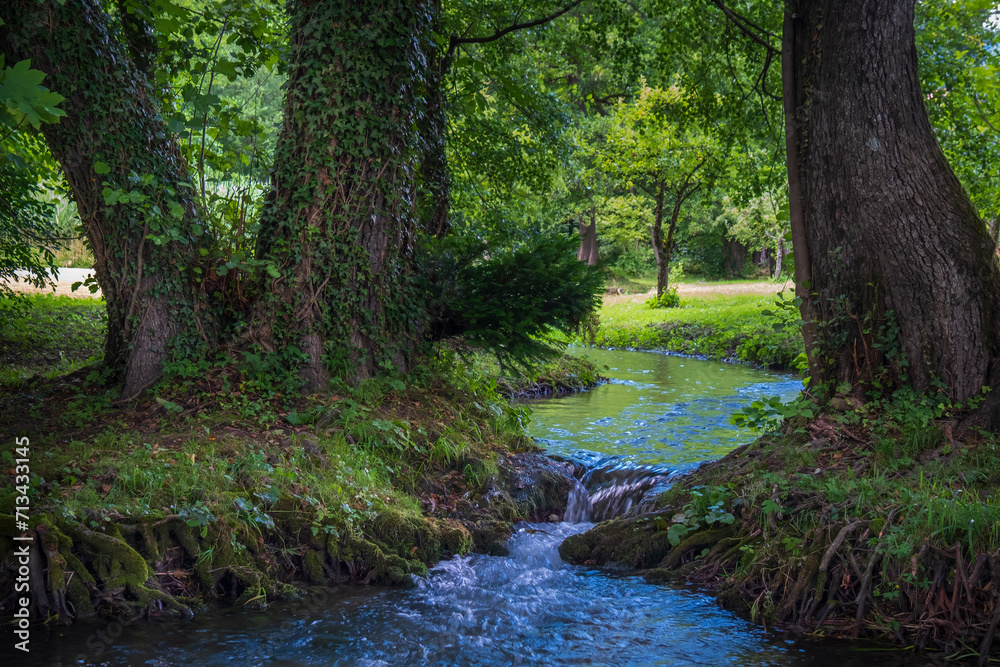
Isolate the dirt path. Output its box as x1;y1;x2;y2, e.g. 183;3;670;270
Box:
5;270;792;303
4;268;102;298
603;279;793;306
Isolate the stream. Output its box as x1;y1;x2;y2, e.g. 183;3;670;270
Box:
7;350;934;666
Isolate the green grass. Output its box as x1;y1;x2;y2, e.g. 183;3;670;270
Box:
0;294;105;383
586;291;804;369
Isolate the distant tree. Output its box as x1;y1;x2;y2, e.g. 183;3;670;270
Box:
599;86;719;297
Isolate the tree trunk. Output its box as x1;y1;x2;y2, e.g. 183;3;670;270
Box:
419;1;451;238
650;185;667;297
0;0;210;398
724;239;747;277
254;0;429;390
577;208;599;266
774;237;784;280
786;1;1000;419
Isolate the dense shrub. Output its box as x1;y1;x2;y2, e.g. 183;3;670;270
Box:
420;233;604;368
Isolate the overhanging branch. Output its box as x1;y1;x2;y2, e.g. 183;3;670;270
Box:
445;0;584;66
707;0;779;55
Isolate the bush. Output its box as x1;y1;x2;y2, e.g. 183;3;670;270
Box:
419;233;604;368
645;286;681;309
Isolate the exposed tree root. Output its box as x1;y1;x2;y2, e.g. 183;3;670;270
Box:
0;451;571;624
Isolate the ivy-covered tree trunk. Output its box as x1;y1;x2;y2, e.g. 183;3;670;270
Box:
0;0;210;398
785;0;1000;426
254;0;429;390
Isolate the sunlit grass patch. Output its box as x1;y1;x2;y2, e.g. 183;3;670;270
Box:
0;293;105;383
587;292;804;369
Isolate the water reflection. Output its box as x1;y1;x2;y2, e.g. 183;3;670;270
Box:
522;349;802;472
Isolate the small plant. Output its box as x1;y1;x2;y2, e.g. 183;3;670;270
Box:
645;286;681;309
731;395;816;431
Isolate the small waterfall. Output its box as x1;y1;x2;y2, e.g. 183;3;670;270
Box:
564;462;674;523
564;476;592;523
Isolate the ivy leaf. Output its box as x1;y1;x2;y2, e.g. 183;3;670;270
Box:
93;161;111;174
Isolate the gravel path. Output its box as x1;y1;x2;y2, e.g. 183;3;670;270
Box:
4;268;792;302
603;279;793;306
4;268;101;298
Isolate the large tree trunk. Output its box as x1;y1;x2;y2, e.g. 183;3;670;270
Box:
786;1;1000;420
0;0;210;398
254;0;429;390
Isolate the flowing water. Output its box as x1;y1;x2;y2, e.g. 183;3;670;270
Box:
7;350;932;666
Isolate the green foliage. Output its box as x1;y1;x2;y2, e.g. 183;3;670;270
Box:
645;286;680;309
0;56;65;129
421;233;603;368
0;57;67;313
730;395;816;431
648;485;736;547
916;0;1000;225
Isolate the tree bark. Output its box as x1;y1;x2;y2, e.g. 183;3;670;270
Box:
786;1;1000;417
0;0;209;398
577;208;599;266
419;0;451;238
254;0;429;390
650;184;668;297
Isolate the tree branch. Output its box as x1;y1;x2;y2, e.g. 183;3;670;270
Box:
972;94;1000;136
708;0;779;55
445;0;584;66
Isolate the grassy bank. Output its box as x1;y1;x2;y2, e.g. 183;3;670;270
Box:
0;295;595;623
585;286;804;370
560;402;1000;661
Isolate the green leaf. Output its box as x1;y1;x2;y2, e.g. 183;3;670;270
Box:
155;396;183;414
93;161;110;174
667;523;688;547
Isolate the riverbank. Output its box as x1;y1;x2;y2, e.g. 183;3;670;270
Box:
560;405;1000;662
0;295;600;623
584;284;804;370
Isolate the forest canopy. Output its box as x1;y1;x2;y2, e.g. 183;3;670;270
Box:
2;0;1000;429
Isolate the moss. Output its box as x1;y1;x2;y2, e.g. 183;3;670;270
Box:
303;548;326;584
661;527;733;570
559;516;674;568
65;571;95;617
438;519;473;555
643;568;672;585
465;519;513;556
